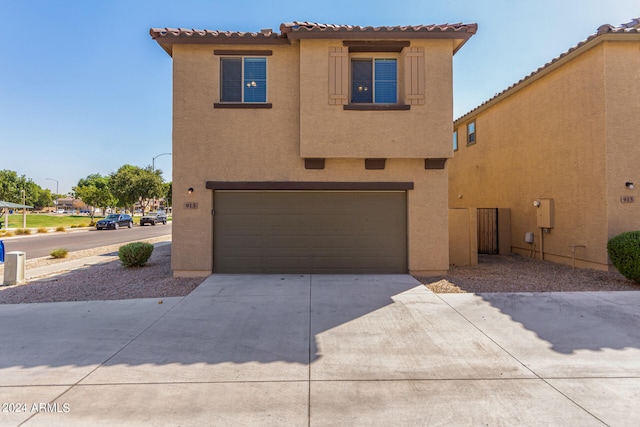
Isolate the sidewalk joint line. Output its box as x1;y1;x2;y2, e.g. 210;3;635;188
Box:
433;293;609;425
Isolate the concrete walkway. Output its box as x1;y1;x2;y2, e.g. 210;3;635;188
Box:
0;274;639;426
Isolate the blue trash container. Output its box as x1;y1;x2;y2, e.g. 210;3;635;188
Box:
0;240;4;264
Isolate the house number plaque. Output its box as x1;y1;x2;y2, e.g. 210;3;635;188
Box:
184;202;199;209
620;196;635;203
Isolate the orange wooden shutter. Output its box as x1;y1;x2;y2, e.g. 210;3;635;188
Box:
404;47;425;105
328;47;349;105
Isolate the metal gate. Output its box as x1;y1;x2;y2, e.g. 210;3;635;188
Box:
477;208;498;254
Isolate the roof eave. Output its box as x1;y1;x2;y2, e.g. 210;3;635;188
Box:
149;28;290;57
283;28;477;43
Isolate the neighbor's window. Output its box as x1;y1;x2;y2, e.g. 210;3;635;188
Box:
351;58;397;104
220;57;267;103
467;121;476;145
453;130;459;151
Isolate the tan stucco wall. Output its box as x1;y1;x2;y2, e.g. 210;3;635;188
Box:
449;208;478;266
299;39;454;159
450;43;611;269
171;41;453;276
604;40;640;241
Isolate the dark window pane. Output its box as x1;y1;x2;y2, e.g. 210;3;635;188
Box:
243;57;266;103
374;59;397;103
467;121;476;144
351;59;372;103
221;58;242;102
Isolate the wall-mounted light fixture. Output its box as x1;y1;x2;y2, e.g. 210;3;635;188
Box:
533;200;541;207
625;182;634;189
187;187;194;194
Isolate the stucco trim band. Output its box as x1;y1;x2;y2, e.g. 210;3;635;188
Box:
206;181;414;190
214;49;273;56
343;104;411;111
343;40;410;52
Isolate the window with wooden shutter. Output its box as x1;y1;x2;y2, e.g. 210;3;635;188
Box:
328;47;349;105
350;58;397;104
404;47;425;105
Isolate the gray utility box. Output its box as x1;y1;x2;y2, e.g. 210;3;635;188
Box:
3;251;26;286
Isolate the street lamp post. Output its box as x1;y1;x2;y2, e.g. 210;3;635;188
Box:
152;152;172;172
151;153;172;211
46;178;59;213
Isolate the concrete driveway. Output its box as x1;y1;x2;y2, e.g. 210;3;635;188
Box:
0;274;639;426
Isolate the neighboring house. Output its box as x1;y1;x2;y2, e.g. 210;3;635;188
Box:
150;21;476;276
449;18;640;271
55;197;90;213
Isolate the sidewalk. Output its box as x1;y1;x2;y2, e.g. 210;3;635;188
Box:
0;274;638;425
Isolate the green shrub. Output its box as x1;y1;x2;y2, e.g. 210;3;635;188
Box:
607;231;640;283
50;248;68;259
16;228;31;235
55;226;66;232
118;242;154;267
37;227;48;234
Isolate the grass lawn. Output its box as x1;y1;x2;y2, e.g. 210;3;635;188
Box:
0;213;172;231
1;214;96;229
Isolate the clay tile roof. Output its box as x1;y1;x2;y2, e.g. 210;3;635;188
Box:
279;21;478;36
150;21;477;56
150;27;284;41
150;27;288;55
455;17;640;123
597;17;640;34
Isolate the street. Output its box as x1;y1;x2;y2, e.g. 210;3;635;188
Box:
1;223;172;259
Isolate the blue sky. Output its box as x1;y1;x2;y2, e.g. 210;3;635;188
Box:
1;0;638;194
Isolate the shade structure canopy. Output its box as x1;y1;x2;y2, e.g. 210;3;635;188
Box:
0;201;33;209
0;201;33;230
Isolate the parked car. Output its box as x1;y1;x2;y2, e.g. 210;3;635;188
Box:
96;214;133;230
140;211;168;226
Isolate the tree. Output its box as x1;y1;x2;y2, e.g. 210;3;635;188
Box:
109;165;164;215
35;188;53;210
0;170;23;203
136;167;165;214
74;174;115;221
23;180;47;210
164;182;172;207
0;169;49;209
109;165;140;214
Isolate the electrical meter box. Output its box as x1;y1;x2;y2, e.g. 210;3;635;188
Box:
536;198;554;229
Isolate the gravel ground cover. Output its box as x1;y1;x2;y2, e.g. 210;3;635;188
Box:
2;247;638;304
419;254;640;293
0;242;204;304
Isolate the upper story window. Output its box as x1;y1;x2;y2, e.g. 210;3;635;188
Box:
328;45;421;110
351;58;397;104
220;57;267;103
467;121;476;145
453;129;459;151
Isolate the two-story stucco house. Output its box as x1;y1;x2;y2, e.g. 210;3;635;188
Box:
150;21;476;277
449;18;640;271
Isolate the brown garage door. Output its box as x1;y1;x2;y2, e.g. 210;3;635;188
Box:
214;191;407;273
